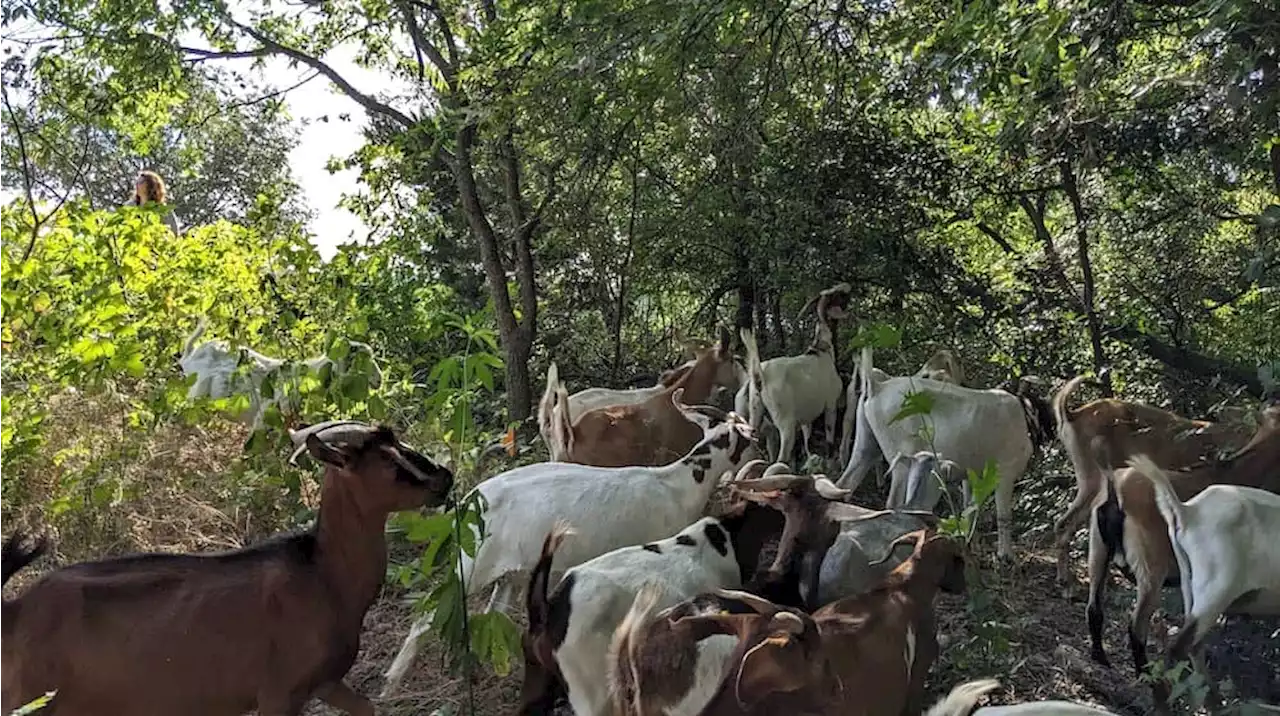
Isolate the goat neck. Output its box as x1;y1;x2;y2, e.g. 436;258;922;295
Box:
804;318;837;357
313;464;393;622
1172;426;1279;498
658;426;753;513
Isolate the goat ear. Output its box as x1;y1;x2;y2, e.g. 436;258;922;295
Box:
305;434;351;468
671;613;752;641
733;633;804;707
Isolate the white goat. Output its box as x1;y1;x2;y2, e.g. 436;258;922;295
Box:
380;390;758;694
838;347;1053;559
1133;455;1280;677
838;352;963;474
885;450;965;513
525;517;745;716
927;679;1120;716
178;318;382;428
914;348;965;386
741;324;842;466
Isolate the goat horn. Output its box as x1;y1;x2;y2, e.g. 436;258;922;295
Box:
287;419;369;446
287;420;375;466
869;529;930;567
714;589;777;616
762;462;791;477
795;294;820;323
771;611;806;634
732;459;770;482
733;475;812;493
813;478;852;501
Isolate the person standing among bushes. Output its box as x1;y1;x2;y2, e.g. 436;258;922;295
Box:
130;170;182;235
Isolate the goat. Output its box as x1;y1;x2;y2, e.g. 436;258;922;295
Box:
884;450;965;512
1050;375;1254;583
603;502;938;716
178;318;384;429
839;346;1054;559
645;529;966;716
838;352;966;478
1084;408;1279;693
740;283;851;467
609;587;763;716
926;679;1120;716
914;348;965;386
727;471;940;609
1131;454;1280;694
545;327;741;466
538;357;717;455
381;391;759;694
521;482;815;716
0;421;452;716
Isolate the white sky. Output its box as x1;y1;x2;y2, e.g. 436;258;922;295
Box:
214;45;402;259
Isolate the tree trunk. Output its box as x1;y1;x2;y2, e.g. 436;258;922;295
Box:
1059;161;1112;396
613;141;639;382
453;124;536;421
770;290;785;352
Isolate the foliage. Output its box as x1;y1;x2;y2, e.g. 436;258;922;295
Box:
391;312;522;677
9;692;54;716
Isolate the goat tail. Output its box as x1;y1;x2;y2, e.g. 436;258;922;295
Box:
1129;455;1183;531
1052;375;1087;433
2;531;49;586
527;520;574;633
538;362;560;434
1128;454;1195;612
739;328;764;432
859;345;875;399
609;582;664;716
925;678;1001;716
181;315;209;361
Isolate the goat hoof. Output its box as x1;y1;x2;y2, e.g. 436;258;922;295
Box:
1089;649;1111;668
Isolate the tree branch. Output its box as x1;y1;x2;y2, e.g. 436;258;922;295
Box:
2;82;41;262
975;221;1017;255
184;70;320;130
179;46;273;63
1109;324;1263;395
396;0;455;88
220;19;416;129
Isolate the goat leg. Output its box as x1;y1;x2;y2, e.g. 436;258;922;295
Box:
316;680;375;716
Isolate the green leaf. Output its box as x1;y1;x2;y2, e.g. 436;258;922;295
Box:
327;337;351;362
890;391;935;424
967;459;1000;508
369;393;388;419
11;691;56;715
849;324;902;349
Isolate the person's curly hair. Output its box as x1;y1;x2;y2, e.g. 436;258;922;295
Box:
132;170;168;205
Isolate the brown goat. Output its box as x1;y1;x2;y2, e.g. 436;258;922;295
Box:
1085;408;1279;700
1051;375;1254;583
554;327;739;467
1;421;453;716
638;529;966;716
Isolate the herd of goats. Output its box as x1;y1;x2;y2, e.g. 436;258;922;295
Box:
2;282;1278;716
